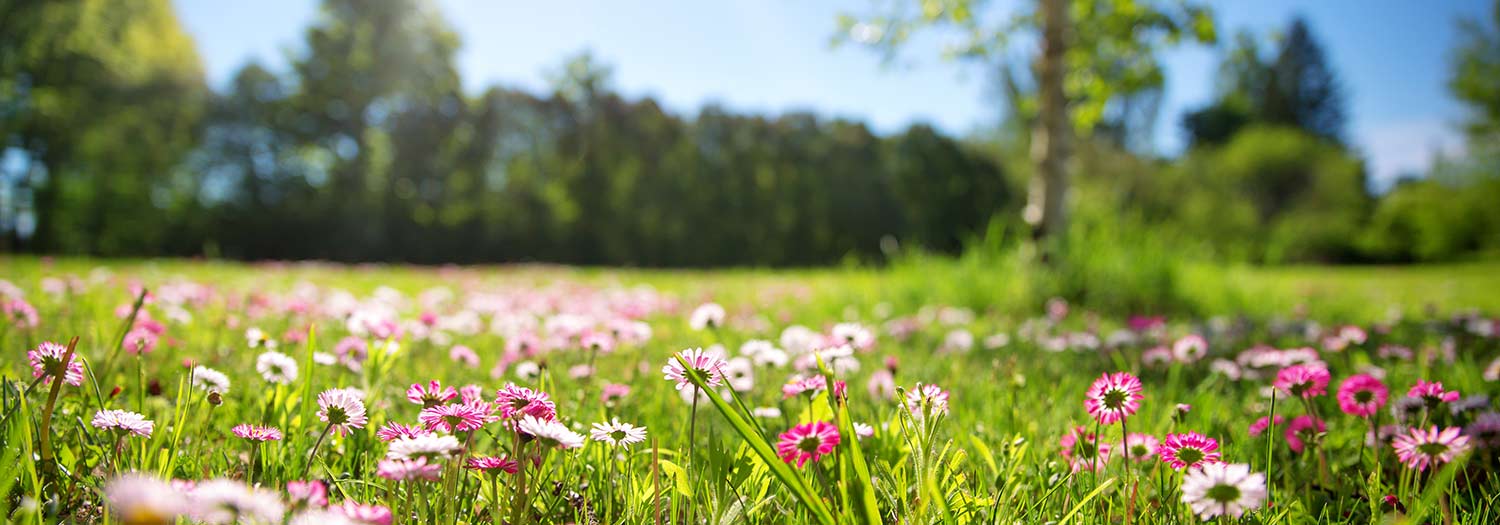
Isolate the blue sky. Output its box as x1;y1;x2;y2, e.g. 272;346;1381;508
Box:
175;0;1489;190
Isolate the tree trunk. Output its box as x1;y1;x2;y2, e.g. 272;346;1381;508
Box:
1026;0;1072;254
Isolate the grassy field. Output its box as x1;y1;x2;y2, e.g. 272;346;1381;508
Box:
1;256;1498;524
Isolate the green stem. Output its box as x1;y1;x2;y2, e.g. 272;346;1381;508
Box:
301;422;334;480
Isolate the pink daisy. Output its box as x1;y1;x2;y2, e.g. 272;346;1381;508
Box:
459;384;486;404
376;457;442;481
776;421;841;468
1274;364;1330;398
1392;426;1470;471
1248;415;1284;437
1158;432;1221;470
28;341;85;387
903;383;950;418
1059;426;1112;472
375;422;428;442
337;501;393;525
1121;433;1160;462
494;384;557;421
1083;372;1144;425
1336;374;1389;417
286;480;328;507
1283;415;1326;454
231;424;283;442
600;383;631;406
661;348;728;391
92;409;154;438
465;455;520;475
316;388;368;435
781;375;828;399
1407;380;1460;406
123;327;158;355
419;402;492;433
406;380;458;407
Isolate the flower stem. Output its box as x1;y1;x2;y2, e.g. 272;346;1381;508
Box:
301;422;334;479
38;336;79;484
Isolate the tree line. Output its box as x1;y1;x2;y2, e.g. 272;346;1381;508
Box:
3;0;1498;266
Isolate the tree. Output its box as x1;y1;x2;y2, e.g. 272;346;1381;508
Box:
837;0;1214;256
289;0;463;260
1450;0;1500;146
1182;17;1345;147
0;0;205;253
1262;18;1344;142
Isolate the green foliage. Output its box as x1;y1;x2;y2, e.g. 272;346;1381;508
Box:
1170;126;1370;263
0;0;206;253
1449;0;1500;143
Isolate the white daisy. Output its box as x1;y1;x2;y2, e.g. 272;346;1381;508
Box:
189;478;286;525
589;419;648;447
255;351;299;384
191;366;231;394
1180;462;1267;520
386;434;463;461
518;415;585;449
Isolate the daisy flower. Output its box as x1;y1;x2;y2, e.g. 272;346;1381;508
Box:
1283;415;1326;454
105;474;186;524
231;424;283;442
1392;426;1470;471
375;422;429;442
191;366;231;394
1247;415;1284;437
516;411;585;450
517;415;586;449
92;409;154;438
590;419;648;447
1464;412;1500;448
830;322;874;350
1274;364;1330;398
419;402;491;433
289;510;357;525
338;501;393;525
1059;426;1112;472
376;457;443;482
776;421;841;468
1180;462;1267;520
688;303;726;330
724;357;755;392
600;383;631;406
1121;433;1160;462
853;422;876;439
494;384;557;421
1172;334;1208;363
1408;380;1460;406
1083;372;1145;425
28;341;85;387
245;327;277;349
287;480;328;508
662;348;728;391
903;383;950;418
189;478;286;524
406;380;458;407
1336;374;1388;417
466;455;520;475
256;351;299;384
317;388;369;435
386;433;462;462
1158;432;1221;470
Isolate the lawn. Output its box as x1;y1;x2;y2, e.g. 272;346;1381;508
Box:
1;256;1498;524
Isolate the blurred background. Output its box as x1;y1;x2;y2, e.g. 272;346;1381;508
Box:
1;0;1497;267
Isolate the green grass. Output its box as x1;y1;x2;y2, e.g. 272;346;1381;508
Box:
1;255;1498;524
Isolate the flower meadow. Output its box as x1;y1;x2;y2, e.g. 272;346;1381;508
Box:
2;262;1500;524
